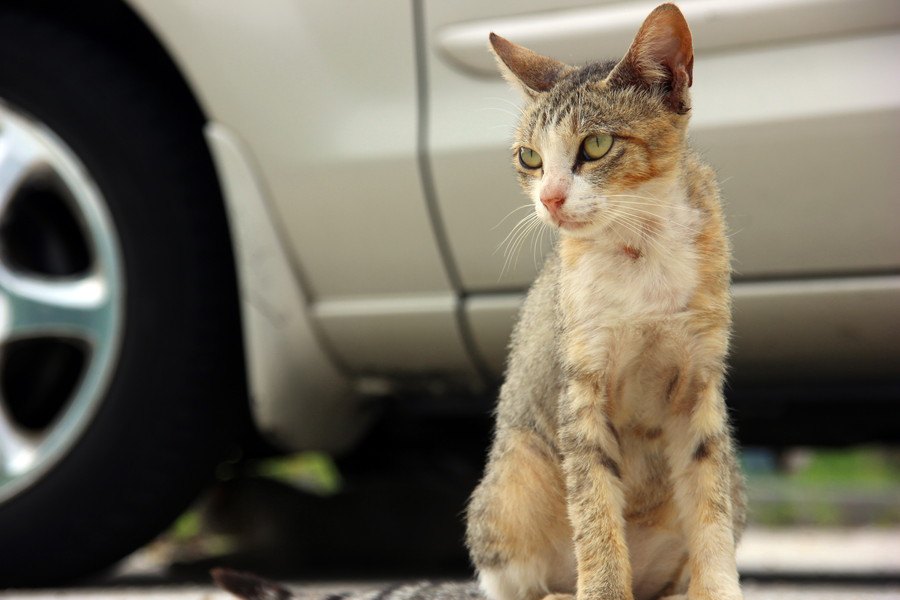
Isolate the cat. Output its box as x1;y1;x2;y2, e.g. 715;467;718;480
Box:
465;4;745;600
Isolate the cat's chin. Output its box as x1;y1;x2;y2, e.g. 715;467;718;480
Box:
554;217;607;238
550;216;589;231
557;220;587;231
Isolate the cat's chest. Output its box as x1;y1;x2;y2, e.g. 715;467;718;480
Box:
560;238;698;326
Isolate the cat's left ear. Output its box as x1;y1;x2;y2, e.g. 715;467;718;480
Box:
608;3;694;114
489;33;570;99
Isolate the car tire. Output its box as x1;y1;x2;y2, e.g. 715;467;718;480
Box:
0;8;245;585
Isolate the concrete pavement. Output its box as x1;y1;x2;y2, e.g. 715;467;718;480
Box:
3;582;900;600
3;527;899;599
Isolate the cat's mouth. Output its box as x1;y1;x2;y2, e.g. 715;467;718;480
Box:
555;217;589;231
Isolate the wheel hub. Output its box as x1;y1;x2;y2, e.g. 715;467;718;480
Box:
0;99;124;503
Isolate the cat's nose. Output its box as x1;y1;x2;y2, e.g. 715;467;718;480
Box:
540;194;566;214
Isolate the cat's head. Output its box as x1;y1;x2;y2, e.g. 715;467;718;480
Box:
491;3;694;238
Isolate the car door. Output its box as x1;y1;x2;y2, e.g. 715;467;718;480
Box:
422;0;900;383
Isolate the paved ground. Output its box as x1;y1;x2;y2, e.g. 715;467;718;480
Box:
3;582;900;600
738;527;900;574
4;528;899;599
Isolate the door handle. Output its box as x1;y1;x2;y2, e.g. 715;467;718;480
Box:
436;0;900;77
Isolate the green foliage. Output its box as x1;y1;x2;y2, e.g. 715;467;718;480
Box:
251;451;343;496
170;509;202;541
792;448;900;489
744;447;900;527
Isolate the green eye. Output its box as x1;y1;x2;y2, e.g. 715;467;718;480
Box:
518;147;542;169
581;134;613;161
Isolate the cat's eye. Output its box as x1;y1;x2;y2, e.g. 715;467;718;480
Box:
518;147;542;169
581;134;614;161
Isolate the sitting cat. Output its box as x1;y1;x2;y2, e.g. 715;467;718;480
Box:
465;4;745;600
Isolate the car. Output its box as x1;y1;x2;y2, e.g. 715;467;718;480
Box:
0;0;897;586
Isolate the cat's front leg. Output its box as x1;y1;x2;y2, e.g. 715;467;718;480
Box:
559;374;633;600
665;371;742;600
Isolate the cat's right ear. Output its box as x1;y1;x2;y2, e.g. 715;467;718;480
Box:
489;33;569;99
608;3;694;114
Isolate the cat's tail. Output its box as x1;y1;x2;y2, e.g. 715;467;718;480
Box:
212;568;483;600
211;567;295;600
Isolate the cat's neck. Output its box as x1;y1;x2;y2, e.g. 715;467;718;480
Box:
561;175;699;263
557;174;702;317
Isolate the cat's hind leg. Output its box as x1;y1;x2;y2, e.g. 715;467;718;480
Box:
467;429;575;600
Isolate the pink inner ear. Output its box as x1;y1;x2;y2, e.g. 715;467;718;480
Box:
612;4;695;111
653;31;693;88
654;5;694;87
643;6;694;87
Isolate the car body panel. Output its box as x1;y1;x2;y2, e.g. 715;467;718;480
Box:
126;1;480;386
204;124;368;452
313;293;475;374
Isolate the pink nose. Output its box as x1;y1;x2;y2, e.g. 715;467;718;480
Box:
541;194;566;214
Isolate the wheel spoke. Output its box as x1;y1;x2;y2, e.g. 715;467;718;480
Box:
0;267;113;345
0;103;51;220
0;100;124;504
0;398;40;479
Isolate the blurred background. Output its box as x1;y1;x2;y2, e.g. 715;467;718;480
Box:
0;0;898;592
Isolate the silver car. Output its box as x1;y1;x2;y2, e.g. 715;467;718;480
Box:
0;0;897;584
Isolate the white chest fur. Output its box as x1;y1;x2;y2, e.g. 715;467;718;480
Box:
560;226;699;329
558;215;703;425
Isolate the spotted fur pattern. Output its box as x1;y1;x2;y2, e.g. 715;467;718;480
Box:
467;5;745;600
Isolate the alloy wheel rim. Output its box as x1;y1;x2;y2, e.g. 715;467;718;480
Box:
0;98;124;503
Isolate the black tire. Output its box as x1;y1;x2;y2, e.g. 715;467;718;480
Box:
0;9;246;585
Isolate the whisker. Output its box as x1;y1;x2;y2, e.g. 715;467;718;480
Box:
608;212;645;245
484;96;524;114
614;205;703;236
589;193;698;211
606;200;698;214
491;204;533;231
589;192;704;236
500;229;526;280
510;218;539;264
513;221;536;269
608;220;633;252
609;208;698;248
509;218;540;274
495;213;536;254
525;220;543;266
478;107;521;120
496;223;526;256
533;221;548;270
610;210;669;257
499;213;540;279
726;226;744;239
